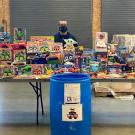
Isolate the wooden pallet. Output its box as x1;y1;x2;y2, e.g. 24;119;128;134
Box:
94;91;135;97
94;88;135;97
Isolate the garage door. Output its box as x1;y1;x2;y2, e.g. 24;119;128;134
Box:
10;0;92;47
102;0;135;42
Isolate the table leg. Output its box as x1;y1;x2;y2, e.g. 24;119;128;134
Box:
36;81;39;125
39;82;44;115
29;81;44;125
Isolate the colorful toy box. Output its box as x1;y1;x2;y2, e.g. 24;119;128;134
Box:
1;65;14;78
0;46;12;64
0;32;11;43
95;32;108;52
14;27;26;43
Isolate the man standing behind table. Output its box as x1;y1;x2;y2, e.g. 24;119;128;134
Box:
54;20;78;48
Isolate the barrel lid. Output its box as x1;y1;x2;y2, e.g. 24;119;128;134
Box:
51;73;90;82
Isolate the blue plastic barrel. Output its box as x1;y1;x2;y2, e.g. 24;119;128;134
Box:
50;73;91;135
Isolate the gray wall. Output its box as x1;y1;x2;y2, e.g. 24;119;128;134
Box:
10;0;92;47
102;0;135;42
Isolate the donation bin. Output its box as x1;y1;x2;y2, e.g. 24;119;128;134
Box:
50;73;91;135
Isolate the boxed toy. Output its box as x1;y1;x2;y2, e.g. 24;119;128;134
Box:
52;42;63;53
95;32;108;52
38;41;53;53
0;32;11;43
30;36;54;42
112;34;135;46
13;49;26;64
0;47;12;64
75;45;84;56
81;55;87;73
63;52;75;67
14;64;31;75
1;65;14;78
14;27;26;43
27;41;39;54
83;48;95;66
74;55;81;68
31;64;44;75
89;60;100;72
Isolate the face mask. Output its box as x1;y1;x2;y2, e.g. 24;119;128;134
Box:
59;26;68;33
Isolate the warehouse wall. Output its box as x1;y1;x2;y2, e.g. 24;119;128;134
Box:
102;0;135;41
0;0;102;48
10;0;92;47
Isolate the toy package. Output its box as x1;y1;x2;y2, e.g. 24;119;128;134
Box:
74;55;81;68
27;41;38;54
95;32;108;52
0;47;12;64
14;64;31;75
81;56;87;73
63;52;75;67
13;49;26;64
112;34;135;46
52;42;63;53
75;45;84;56
14;27;26;43
95;52;107;64
31;64;44;75
89;61;100;72
45;43;63;65
0;32;11;43
44;65;54;75
38;41;53;53
83;48;95;66
1;65;14;78
30;36;54;42
118;46;129;58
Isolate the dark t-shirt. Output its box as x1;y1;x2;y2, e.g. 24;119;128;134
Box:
54;32;78;47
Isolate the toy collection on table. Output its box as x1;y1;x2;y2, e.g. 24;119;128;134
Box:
0;29;135;80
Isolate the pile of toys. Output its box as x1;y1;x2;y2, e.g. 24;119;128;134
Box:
1;28;135;79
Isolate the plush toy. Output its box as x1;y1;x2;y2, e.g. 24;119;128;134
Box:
64;39;77;52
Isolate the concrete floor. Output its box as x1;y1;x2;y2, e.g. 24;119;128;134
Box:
0;125;135;135
0;82;135;134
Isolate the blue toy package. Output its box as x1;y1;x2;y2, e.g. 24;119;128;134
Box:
0;32;11;43
83;49;95;66
89;60;100;72
117;46;129;57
